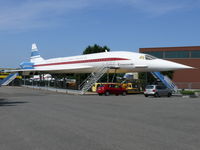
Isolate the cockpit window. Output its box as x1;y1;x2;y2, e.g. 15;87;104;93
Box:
145;55;157;60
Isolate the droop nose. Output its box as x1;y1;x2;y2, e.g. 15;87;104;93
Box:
148;59;194;71
161;60;194;70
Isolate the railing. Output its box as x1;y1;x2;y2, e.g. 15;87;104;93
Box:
1;73;18;86
175;82;200;89
151;72;178;93
79;65;109;94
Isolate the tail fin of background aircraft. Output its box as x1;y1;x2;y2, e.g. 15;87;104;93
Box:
30;43;44;63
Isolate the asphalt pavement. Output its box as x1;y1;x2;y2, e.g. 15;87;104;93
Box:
0;86;200;150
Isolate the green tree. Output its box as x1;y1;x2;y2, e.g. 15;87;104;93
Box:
83;44;110;55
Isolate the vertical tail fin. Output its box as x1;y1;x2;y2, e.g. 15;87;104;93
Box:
30;43;44;63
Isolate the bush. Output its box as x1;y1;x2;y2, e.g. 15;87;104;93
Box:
180;90;195;95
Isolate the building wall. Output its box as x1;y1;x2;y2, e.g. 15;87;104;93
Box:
140;46;200;52
139;46;200;89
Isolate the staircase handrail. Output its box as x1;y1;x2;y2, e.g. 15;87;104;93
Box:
151;72;178;93
80;66;109;94
79;65;108;90
1;73;18;86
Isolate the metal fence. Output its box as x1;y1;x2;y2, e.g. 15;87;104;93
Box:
175;82;200;89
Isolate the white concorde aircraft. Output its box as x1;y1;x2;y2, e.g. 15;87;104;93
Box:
14;43;192;74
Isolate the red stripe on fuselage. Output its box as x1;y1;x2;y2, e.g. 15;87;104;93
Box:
34;58;129;67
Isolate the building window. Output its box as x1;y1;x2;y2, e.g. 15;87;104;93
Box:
165;51;189;58
191;51;200;58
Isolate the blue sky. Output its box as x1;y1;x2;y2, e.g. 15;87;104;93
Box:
1;0;200;68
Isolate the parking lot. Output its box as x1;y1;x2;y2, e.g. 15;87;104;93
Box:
0;86;200;150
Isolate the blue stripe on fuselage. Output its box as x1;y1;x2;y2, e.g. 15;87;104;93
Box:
20;62;34;69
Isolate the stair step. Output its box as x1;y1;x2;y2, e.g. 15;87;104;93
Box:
80;66;108;94
151;72;178;93
1;73;18;86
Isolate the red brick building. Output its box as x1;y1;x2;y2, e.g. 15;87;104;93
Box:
139;46;200;89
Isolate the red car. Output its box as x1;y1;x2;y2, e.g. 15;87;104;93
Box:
97;84;127;96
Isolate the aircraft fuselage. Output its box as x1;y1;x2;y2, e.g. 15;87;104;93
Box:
29;51;192;73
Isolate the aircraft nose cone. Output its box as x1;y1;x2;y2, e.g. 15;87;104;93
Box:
165;61;194;70
176;64;193;69
148;59;194;71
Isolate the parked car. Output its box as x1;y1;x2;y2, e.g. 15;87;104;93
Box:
92;82;120;92
144;85;172;97
97;84;127;96
121;83;141;94
93;82;141;94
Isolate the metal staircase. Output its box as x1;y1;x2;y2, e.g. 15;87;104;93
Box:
151;72;178;93
0;73;18;86
79;66;109;94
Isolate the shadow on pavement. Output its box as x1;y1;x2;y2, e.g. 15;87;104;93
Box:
0;99;28;107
